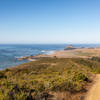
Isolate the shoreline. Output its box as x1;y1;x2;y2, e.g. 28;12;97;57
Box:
17;47;100;61
1;46;100;99
17;50;58;61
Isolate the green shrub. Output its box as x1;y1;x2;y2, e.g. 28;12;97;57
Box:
0;72;6;79
72;72;88;82
0;58;99;99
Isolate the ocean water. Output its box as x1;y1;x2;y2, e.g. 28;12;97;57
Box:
0;44;100;70
0;44;66;70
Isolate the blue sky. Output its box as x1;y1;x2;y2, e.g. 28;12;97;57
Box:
0;0;100;44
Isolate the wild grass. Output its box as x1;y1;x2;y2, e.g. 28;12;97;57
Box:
0;57;100;100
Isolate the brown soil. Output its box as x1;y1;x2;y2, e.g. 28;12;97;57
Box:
85;74;100;100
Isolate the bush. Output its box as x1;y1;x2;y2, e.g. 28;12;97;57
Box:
72;72;88;82
0;72;6;78
0;58;99;99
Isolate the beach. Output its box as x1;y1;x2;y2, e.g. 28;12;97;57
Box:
17;47;100;61
0;44;66;69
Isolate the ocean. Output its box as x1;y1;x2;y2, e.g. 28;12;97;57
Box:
0;44;100;70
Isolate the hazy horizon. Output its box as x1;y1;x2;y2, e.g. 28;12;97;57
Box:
0;0;100;44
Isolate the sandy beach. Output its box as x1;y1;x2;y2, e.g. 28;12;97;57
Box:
17;47;100;61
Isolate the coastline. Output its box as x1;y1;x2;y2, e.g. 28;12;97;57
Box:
1;46;100;99
17;47;100;61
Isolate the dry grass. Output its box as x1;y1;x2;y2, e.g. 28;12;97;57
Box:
0;57;100;100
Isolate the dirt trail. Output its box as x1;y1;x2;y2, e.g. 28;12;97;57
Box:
85;74;100;100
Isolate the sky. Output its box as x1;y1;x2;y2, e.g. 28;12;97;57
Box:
0;0;100;44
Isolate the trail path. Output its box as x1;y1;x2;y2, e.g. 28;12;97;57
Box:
85;74;100;100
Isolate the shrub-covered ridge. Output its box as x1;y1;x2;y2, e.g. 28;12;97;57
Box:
0;58;100;100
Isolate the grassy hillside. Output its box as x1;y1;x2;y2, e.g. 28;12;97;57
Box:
0;57;100;100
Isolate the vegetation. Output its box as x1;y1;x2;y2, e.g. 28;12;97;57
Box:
0;57;100;100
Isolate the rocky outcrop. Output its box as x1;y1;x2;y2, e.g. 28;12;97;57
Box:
64;45;76;50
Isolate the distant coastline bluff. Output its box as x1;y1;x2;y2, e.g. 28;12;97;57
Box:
17;45;100;61
64;45;77;50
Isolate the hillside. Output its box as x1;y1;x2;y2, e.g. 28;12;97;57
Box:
0;57;100;100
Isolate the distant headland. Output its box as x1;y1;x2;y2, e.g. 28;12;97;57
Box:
17;45;100;61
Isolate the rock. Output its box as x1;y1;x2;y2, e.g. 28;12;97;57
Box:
64;45;76;50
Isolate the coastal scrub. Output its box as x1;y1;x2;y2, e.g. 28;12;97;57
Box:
0;58;99;100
